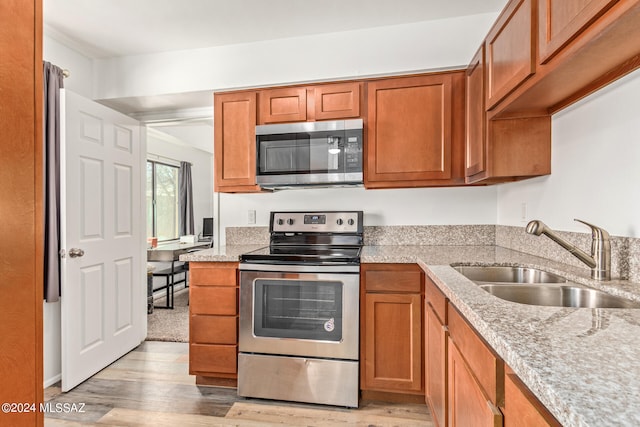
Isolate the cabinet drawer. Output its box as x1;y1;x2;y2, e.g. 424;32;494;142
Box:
363;264;423;293
190;315;237;344
425;276;447;324
189;263;237;286
190;286;237;315
190;344;237;374
448;304;504;406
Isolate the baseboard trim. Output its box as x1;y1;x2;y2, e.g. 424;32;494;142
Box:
44;373;61;388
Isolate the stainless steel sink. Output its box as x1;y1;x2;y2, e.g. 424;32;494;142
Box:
452;265;640;308
453;265;566;284
479;284;640;309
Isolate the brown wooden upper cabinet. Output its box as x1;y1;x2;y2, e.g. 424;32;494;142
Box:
486;0;536;110
312;82;361;120
365;72;465;189
258;87;307;124
466;33;551;184
538;0;619;64
465;46;486;179
487;0;640;116
258;82;361;124
214;91;261;193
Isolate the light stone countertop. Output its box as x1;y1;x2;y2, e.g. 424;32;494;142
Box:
182;243;640;426
365;245;640;427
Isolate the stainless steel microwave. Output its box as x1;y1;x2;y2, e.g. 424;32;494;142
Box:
255;119;363;189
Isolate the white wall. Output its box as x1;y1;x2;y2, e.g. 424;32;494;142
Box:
92;13;497;100
43;35;93;99
497;68;640;238
217;186;498;245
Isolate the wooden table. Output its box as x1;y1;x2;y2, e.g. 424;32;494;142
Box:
147;241;211;309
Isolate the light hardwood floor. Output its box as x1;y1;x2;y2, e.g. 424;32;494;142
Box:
44;341;433;426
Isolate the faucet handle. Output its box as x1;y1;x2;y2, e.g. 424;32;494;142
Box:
574;219;610;240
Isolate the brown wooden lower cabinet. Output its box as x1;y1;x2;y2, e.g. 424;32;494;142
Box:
448;337;503;427
440;299;561;427
502;366;562;427
190;343;238;374
361;264;425;397
425;300;447;427
188;262;239;385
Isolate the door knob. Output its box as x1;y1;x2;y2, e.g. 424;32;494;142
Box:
68;248;85;258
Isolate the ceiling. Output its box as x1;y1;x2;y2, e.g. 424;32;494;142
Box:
44;0;507;124
44;0;507;58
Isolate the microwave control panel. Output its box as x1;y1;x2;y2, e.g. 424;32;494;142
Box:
344;129;363;173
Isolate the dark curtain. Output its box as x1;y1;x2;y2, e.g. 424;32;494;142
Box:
43;62;64;302
179;161;194;236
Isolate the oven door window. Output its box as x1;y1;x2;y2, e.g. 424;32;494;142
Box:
253;279;343;341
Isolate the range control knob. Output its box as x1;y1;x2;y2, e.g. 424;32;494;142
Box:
336;219;344;225
347;218;355;226
287;218;295;225
277;218;284;225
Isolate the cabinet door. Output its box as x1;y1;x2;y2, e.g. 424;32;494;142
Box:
503;370;562;427
448;305;503;406
258;87;307;123
425;304;448;427
448;338;503;427
312;82;361;120
539;0;619;63
486;0;535;109
366;74;457;186
364;293;423;392
214;92;261;192
465;46;487;179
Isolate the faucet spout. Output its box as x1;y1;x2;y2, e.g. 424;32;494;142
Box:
525;219;611;280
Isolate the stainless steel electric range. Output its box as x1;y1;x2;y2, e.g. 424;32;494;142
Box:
238;211;363;408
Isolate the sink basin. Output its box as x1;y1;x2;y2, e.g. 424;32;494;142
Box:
479;284;640;308
453;265;566;284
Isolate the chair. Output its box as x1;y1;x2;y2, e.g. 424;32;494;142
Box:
151;262;189;309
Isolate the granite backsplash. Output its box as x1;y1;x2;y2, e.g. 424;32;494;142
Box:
225;224;640;282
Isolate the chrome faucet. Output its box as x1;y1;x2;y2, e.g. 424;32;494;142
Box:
525;219;611;281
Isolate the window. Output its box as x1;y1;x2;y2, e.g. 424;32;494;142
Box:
147;160;179;241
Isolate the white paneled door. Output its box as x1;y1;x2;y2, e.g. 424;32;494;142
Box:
61;90;146;391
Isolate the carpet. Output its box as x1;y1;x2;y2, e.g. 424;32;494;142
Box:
146;288;189;342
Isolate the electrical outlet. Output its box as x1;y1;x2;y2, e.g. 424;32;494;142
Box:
248;209;256;224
